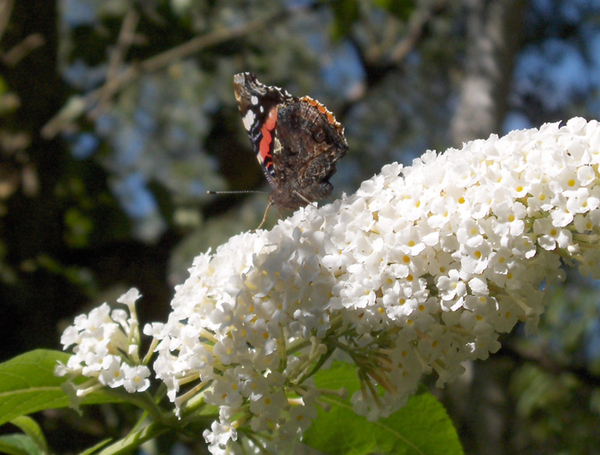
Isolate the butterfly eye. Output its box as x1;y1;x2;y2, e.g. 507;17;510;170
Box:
313;128;326;143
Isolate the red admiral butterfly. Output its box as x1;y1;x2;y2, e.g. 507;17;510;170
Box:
233;73;348;218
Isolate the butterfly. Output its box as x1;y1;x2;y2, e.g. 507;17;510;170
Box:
233;72;348;227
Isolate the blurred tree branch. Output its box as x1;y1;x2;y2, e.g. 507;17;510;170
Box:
503;341;600;388
1;33;46;67
94;8;141;117
0;0;45;68
41;8;293;139
0;0;13;43
390;0;447;64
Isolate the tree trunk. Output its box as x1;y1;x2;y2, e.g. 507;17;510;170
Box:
450;0;526;145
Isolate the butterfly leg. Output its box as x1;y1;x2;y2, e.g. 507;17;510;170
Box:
257;200;274;230
293;190;313;206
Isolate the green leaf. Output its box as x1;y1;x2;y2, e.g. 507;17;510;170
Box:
374;0;416;21
330;0;360;39
0;350;122;427
304;362;463;455
8;417;47;455
0;434;39;455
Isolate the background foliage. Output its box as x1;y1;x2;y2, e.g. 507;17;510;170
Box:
1;0;600;453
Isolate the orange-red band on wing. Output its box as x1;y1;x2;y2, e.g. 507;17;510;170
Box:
258;106;278;168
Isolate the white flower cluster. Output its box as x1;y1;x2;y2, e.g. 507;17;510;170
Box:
147;118;600;453
57;118;600;454
56;289;151;398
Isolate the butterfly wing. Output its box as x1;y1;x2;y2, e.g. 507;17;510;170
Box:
233;72;293;185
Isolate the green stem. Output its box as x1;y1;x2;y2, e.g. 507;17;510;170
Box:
94;420;171;455
102;389;165;422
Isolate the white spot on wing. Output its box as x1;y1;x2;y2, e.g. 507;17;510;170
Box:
242;110;255;131
251;96;259;105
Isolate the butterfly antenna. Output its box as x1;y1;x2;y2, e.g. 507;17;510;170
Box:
207;190;267;195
